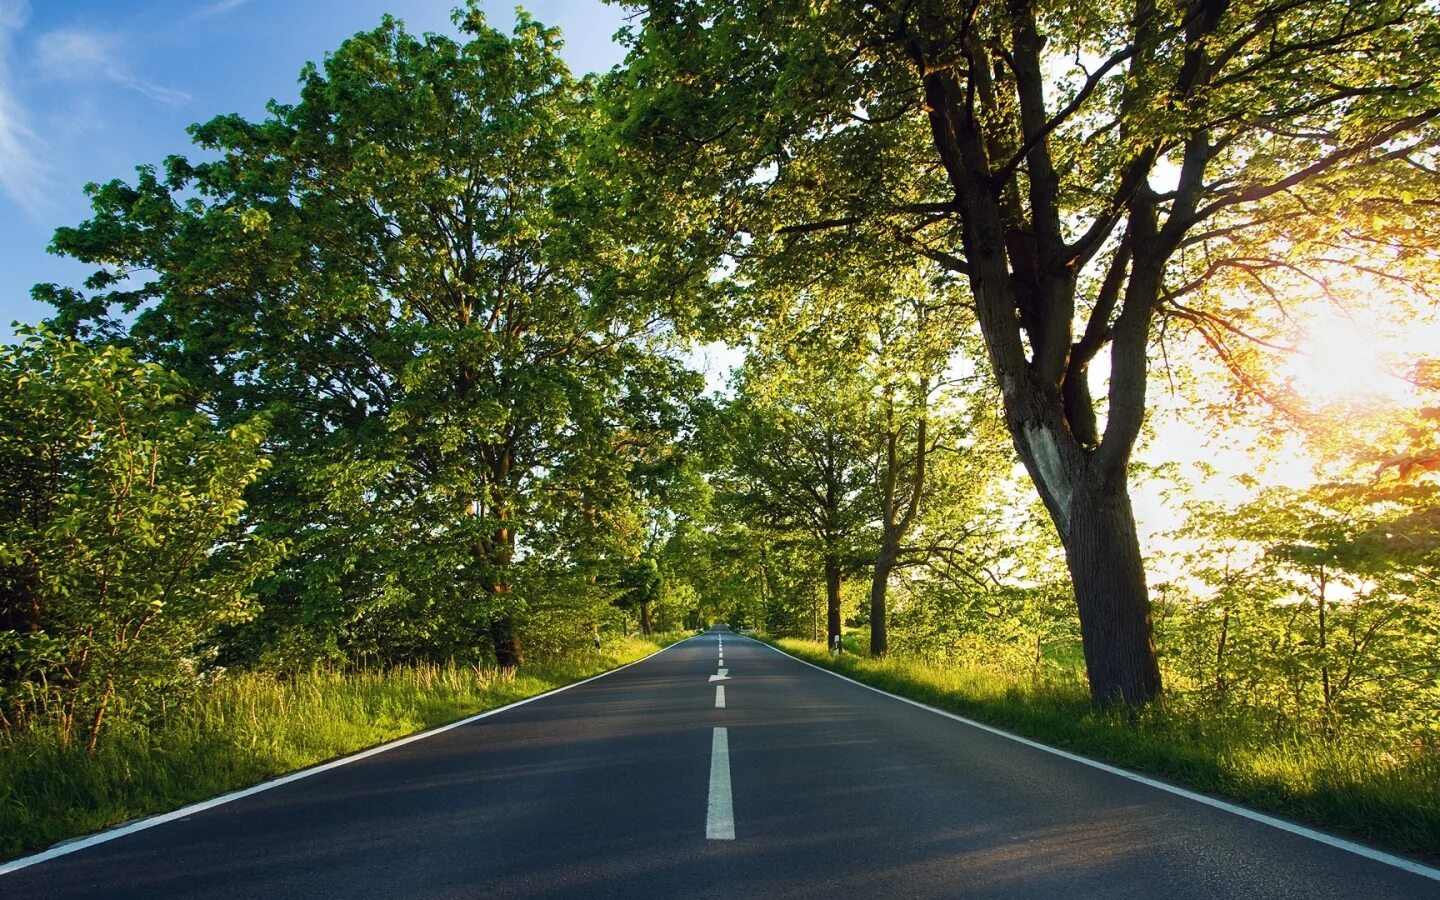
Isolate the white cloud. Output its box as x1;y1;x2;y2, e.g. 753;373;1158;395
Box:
35;28;190;105
0;0;26;31
0;0;49;215
195;0;251;18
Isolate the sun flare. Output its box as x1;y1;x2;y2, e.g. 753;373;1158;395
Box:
1276;312;1418;409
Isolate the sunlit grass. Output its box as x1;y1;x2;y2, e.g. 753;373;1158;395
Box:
0;634;685;861
772;636;1440;855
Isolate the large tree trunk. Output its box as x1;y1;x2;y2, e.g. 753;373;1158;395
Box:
640;600;653;636
1061;478;1161;707
489;611;523;669
824;554;842;649
480;514;522;668
908;13;1172;709
1003;402;1163;708
869;539;897;657
478;569;523;666
483;437;526;667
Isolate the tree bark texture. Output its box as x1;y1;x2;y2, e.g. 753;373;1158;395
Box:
825;555;843;649
474;437;523;668
869;547;895;657
489;613;524;669
1062;480;1162;706
479;518;523;669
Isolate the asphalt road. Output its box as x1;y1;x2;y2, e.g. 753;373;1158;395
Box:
4;627;1437;899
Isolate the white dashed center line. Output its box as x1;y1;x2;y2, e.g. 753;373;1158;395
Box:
707;727;735;840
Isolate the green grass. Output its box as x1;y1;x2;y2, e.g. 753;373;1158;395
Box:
0;633;684;861
769;635;1440;857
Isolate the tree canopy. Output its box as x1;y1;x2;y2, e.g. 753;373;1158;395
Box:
612;0;1440;705
40;6;699;669
2;1;1437;758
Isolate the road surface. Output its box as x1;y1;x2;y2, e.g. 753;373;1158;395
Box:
4;627;1437;898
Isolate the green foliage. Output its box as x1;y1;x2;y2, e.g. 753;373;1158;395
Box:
4;2;1437;862
616;0;1440;705
717;347;874;564
1161;478;1440;742
614;555;662;634
656;509;812;633
671;240;1046;644
0;329;277;749
41;6;700;667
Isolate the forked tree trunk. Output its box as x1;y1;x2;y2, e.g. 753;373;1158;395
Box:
824;555;842;649
908;14;1177;710
1061;479;1161;707
869;380;928;659
640;601;653;636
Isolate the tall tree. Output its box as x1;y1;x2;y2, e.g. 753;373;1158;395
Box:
717;348;872;648
42;7;691;668
738;267;979;656
615;0;1440;705
615;556;663;635
859;289;979;656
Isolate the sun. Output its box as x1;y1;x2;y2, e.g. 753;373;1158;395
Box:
1276;310;1418;409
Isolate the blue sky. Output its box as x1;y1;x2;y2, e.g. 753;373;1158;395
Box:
0;0;630;340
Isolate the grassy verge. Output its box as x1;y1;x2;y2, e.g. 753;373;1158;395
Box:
765;635;1440;857
0;633;685;861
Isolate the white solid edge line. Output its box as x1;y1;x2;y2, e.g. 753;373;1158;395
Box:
0;635;700;877
744;635;1440;883
706;726;735;840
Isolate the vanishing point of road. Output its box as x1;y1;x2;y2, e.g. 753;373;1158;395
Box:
4;627;1437;899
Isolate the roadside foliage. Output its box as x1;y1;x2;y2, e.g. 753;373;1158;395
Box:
0;0;1438;857
0;330;276;750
